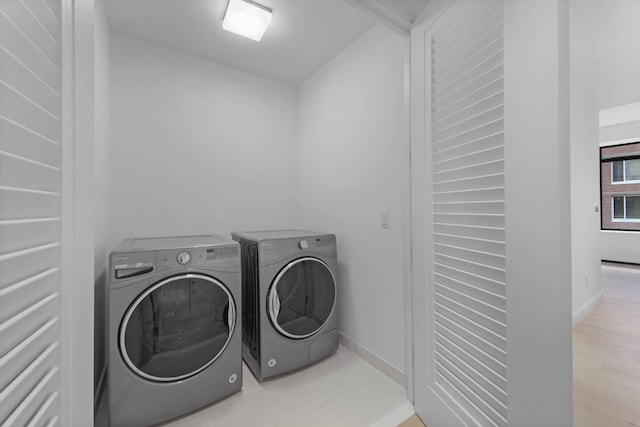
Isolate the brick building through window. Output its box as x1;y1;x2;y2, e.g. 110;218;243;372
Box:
601;141;640;230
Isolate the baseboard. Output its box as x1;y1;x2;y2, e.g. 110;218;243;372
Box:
339;333;406;388
94;363;107;414
573;291;604;327
602;259;640;267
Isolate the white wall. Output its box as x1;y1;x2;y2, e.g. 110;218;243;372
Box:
109;33;298;248
93;0;110;399
600;119;640;142
297;25;408;373
591;2;640;265
569;0;640;319
599;105;640;265
602;231;640;264
62;0;96;423
569;0;603;325
593;1;640;110
503;1;572;424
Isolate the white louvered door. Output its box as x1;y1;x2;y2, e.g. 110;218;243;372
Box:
431;0;506;425
0;0;63;426
412;0;574;425
411;0;506;425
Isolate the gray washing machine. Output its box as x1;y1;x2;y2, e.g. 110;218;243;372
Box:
107;235;241;427
231;230;338;380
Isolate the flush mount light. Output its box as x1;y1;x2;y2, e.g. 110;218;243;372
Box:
222;0;272;42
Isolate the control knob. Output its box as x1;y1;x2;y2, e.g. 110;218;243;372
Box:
176;251;191;265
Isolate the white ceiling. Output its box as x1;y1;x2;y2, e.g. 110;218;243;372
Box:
384;0;428;21
103;0;429;86
344;0;428;32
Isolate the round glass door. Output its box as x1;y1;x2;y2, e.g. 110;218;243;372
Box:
268;257;336;339
120;273;236;382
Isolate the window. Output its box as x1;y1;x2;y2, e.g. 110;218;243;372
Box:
612;195;640;221
601;141;640;231
612;158;640;183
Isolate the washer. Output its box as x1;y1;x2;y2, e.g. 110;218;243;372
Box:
107;235;241;427
231;230;338;380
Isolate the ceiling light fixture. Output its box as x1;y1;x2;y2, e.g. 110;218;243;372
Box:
222;0;272;42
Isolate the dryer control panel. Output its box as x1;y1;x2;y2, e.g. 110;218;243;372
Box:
259;235;337;265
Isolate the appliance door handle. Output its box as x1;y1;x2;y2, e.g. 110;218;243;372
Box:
226;300;236;333
269;291;281;321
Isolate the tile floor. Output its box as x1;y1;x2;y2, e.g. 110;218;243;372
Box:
97;346;414;427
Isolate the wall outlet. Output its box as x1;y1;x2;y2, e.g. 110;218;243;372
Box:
380;211;390;229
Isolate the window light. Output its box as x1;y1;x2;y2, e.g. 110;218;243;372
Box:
222;0;272;42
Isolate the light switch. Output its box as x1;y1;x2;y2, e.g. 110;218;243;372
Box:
380;211;390;229
595;205;600;213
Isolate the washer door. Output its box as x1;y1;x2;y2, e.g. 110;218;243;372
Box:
120;273;236;382
268;257;336;339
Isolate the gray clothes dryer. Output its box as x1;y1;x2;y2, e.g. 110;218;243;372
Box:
107;235;241;427
231;230;338;380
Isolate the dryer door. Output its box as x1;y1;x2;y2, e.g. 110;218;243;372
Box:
268;257;336;339
120;273;236;382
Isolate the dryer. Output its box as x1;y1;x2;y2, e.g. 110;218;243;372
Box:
231;230;338;380
107;235;241;427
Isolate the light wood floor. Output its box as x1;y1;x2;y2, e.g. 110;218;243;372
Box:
573;262;640;426
401;262;640;427
397;414;426;427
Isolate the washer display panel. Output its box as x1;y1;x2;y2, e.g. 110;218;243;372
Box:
268;257;336;339
120;273;235;382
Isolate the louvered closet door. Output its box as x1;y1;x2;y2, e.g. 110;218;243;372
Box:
411;0;506;425
0;0;63;426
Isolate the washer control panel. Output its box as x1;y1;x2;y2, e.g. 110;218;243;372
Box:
111;252;156;280
157;245;240;271
110;243;240;283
